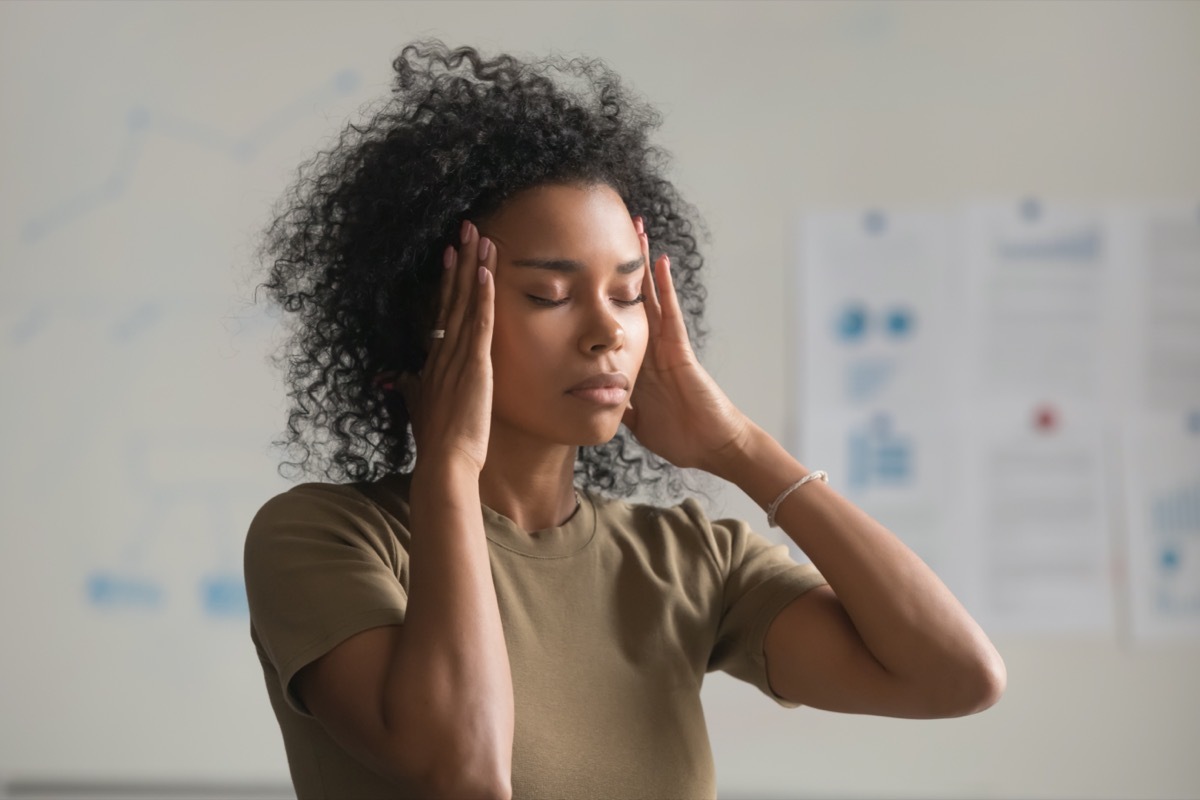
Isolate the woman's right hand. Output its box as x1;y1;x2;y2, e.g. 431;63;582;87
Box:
399;220;496;476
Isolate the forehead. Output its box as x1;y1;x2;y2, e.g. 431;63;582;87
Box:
484;183;632;248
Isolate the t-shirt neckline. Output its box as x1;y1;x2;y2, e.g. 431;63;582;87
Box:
379;472;598;559
481;489;597;558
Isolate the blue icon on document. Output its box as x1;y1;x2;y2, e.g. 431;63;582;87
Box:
1187;410;1200;435
1149;483;1200;614
884;306;914;338
846;358;895;403
835;303;869;342
834;304;917;345
1152;485;1200;536
847;413;913;490
1160;548;1180;571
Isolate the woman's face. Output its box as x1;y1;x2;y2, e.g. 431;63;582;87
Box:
479;182;648;447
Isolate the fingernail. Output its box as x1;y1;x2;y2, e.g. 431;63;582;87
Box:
461;219;471;241
443;245;454;270
478;237;490;261
478;266;488;284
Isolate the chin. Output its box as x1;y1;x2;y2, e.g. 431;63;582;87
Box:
577;427;623;447
558;415;625;448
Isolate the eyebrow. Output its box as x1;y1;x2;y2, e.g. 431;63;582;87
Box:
509;257;645;275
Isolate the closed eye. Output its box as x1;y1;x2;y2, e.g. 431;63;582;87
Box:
527;294;645;308
527;295;567;307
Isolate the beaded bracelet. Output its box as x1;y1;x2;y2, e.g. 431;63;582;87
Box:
766;470;828;528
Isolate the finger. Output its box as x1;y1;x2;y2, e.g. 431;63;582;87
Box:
656;254;691;345
639;231;663;339
448;231;492;371
443;220;478;358
473;244;495;363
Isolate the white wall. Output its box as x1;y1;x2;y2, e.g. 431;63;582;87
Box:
2;1;1197;798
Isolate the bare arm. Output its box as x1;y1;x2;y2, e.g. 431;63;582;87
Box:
294;461;513;797
723;423;1006;718
295;227;513;796
620;217;1003;718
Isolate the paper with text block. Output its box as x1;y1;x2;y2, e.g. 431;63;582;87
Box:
959;200;1118;633
1111;202;1200;641
797;209;967;594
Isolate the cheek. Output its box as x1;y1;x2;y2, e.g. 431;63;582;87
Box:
490;312;562;379
628;310;650;359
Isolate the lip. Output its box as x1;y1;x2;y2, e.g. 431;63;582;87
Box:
565;372;630;407
567;386;629;406
566;372;630;392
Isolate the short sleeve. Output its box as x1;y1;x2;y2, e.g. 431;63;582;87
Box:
243;482;409;717
685;500;827;708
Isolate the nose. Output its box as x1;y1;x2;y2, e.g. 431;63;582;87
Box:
578;300;625;355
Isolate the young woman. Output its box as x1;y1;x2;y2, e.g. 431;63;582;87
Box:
245;40;1005;799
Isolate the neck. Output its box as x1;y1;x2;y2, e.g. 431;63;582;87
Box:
478;423;580;534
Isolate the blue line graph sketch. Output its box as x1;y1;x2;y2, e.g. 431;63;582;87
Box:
111;301;163;343
9;305;53;346
86;571;164;611
86;429;276;619
20;69;362;244
863;209;887;235
5;291;279;348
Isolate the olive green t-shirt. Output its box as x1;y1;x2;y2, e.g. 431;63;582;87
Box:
244;472;826;799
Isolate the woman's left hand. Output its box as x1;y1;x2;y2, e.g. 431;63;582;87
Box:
621;216;753;476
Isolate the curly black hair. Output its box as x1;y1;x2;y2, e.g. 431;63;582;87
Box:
254;40;717;504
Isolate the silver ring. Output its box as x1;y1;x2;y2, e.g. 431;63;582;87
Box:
430;329;446;339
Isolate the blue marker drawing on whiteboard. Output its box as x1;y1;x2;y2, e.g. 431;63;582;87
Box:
21;69;362;243
1020;196;1042;223
9;306;52;345
111;302;162;342
863;209;887;235
86;571;163;610
201;573;249;617
82;430;266;619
